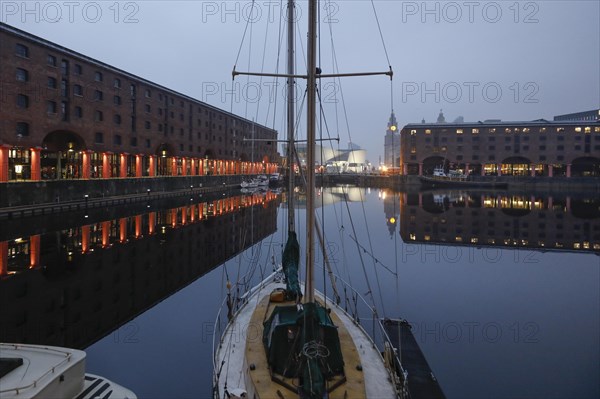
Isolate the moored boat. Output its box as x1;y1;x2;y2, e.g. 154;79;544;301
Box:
419;175;508;189
212;0;404;398
0;343;136;399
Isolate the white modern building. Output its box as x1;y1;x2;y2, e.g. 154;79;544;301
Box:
287;142;368;173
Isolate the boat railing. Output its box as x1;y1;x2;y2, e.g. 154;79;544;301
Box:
211;270;280;388
212;267;409;398
317;268;409;397
0;344;78;395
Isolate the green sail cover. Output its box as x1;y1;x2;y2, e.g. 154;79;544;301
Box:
282;231;302;300
262;303;345;397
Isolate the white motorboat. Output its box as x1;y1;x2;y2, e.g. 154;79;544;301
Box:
0;343;136;399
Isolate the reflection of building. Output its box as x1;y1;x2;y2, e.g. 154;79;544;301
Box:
399;192;600;252
290;143;368;173
290;186;367;209
383;111;400;167
0;22;278;183
400;111;600;177
0;191;279;348
381;190;399;237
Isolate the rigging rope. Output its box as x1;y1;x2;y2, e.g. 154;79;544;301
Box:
348;234;397;276
232;0;256;68
369;0;392;69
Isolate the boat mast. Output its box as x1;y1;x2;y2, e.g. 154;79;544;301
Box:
287;0;295;233
305;0;317;304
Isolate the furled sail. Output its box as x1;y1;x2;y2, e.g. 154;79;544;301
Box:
282;230;302;300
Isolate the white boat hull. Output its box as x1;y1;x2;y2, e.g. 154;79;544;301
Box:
0;343;136;399
213;274;397;399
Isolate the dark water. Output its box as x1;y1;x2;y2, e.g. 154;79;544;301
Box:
1;187;598;399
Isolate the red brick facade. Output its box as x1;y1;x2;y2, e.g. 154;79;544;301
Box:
0;23;279;181
400;119;600;177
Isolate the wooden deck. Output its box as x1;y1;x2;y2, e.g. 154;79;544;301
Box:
245;292;368;398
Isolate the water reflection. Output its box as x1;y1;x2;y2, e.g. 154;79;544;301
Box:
381;190;600;253
0;190;279;348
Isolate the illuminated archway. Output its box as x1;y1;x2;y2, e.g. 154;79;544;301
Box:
202;149;216;175
421;156;447;176
41;130;87;179
501;156;532;176
156;143;176;176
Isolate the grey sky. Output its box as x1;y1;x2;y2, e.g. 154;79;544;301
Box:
3;0;599;161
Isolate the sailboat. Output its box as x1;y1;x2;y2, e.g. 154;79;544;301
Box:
213;1;403;398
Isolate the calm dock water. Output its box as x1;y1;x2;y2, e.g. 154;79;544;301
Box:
1;187;598;398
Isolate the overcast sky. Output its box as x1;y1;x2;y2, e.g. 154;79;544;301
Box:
3;0;599;161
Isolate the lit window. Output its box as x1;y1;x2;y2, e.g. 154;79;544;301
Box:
410;129;417;135
471;128;479;134
456;129;463;134
489;128;496;133
575;127;582;132
523;128;530;133
505;128;511;133
584;127;591;133
556;127;565;132
425;129;431;134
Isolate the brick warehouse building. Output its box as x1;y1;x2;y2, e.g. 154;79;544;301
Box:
0;23;279;182
399;112;600;177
